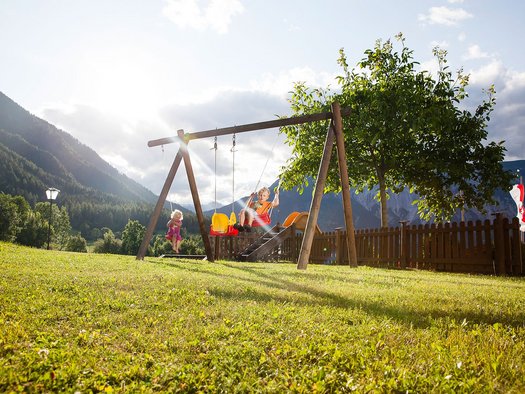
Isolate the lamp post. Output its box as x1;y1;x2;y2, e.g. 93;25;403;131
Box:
45;188;60;250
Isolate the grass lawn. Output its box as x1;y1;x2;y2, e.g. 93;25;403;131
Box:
1;241;525;393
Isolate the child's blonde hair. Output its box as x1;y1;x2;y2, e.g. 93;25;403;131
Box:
258;187;270;196
171;209;183;220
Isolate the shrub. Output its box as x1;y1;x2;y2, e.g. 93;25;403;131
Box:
0;194;21;242
65;234;88;253
16;211;48;248
93;230;122;254
121;220;146;255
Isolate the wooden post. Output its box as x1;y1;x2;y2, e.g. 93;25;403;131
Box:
511;217;523;275
178;129;214;262
136;147;183;260
399;221;409;269
493;213;506;276
214;236;220;260
331;102;357;267
290;223;298;262
335;227;344;265
296;122;335;270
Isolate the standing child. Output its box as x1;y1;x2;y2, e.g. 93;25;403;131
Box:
166;209;183;253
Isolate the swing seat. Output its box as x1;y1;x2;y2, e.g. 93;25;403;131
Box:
244;212;271;227
210;212;239;236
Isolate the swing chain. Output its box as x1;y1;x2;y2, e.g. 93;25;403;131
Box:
231;134;236;215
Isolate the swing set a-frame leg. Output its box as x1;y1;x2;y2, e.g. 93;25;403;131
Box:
177;130;214;261
136;130;214;262
296;101;357;270
136;148;183;260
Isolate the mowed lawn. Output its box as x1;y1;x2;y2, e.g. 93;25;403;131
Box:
1;242;525;393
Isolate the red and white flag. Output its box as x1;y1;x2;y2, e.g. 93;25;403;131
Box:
510;184;525;231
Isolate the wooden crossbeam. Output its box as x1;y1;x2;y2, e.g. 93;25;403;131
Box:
147;108;352;147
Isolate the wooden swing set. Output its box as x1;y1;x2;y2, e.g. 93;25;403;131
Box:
136;102;358;270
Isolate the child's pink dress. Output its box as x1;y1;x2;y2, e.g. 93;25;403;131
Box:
166;219;182;241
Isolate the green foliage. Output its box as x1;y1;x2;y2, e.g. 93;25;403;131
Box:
64;234;88;253
150;233;205;256
1;243;525;392
151;234;173;256
92;229;122;254
121;219;146;255
280;34;512;225
181;233;205;255
0;193;22;241
15;210;48;248
35;202;72;250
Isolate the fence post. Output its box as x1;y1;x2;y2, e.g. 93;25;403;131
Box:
213;236;220;261
290;224;298;262
399;221;409;269
335;227;344;265
511;217;523;275
493;213;506;276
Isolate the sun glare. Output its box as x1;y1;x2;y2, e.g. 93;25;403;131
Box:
77;49;161;119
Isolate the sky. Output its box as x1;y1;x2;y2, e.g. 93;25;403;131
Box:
1;0;524;209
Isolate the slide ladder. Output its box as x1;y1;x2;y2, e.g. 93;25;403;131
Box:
237;225;293;262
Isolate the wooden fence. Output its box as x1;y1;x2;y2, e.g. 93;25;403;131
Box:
211;216;523;276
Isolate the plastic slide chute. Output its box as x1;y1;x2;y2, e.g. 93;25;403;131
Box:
283;211;322;234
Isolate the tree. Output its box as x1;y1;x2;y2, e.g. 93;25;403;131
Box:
65;234;88;253
93;229;122;254
280;34;512;226
35;202;72;250
121;219;146;255
0;193;22;241
16;210;48;248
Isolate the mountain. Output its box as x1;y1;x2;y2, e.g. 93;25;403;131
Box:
0;92;161;204
0;92;192;238
206;161;524;232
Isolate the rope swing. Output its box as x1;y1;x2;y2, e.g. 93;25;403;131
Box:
210;135;239;236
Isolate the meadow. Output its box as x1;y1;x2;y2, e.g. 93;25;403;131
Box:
1;241;524;393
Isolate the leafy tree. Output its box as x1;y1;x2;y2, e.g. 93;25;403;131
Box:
92;229;122;254
16;210;48;248
35;202;72;250
121;220;146;255
64;234;88;253
0;193;21;241
280;34;512;226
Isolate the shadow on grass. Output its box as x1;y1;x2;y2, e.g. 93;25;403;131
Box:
145;258;525;329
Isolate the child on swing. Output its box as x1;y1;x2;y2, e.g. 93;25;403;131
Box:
234;187;279;232
166;209;183;253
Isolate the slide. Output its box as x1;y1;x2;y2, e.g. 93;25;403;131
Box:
282;211;322;234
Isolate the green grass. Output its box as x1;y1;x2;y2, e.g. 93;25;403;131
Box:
1;242;525;393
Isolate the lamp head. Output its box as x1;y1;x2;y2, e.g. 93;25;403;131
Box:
46;187;60;201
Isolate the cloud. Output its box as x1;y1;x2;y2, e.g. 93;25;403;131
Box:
250;67;338;97
418;6;473;26
463;44;490;60
41;89;292;207
466;61;525;161
162;0;244;34
158;89;292;205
